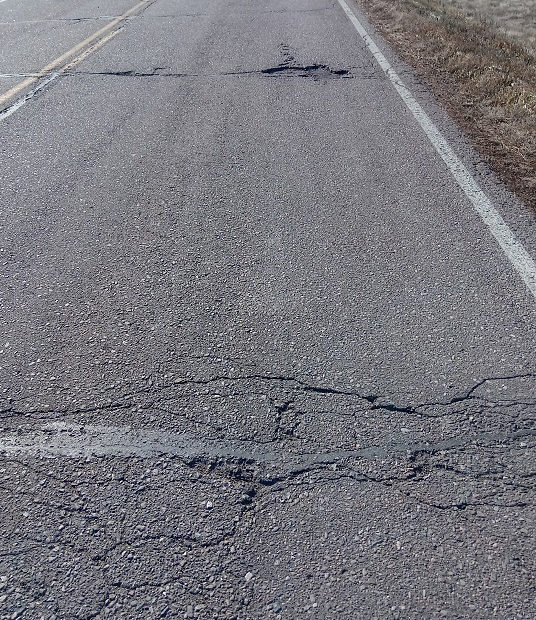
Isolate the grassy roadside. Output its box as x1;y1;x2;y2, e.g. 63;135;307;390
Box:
354;0;536;211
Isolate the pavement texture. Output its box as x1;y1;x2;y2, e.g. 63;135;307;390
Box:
0;0;535;618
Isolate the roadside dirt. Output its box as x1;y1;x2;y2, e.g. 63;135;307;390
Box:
355;0;536;212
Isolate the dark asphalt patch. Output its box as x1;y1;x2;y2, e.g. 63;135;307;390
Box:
260;63;352;79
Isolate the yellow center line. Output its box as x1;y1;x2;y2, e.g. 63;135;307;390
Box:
0;0;153;107
62;28;123;73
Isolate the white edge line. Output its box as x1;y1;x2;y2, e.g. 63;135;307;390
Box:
0;72;60;121
337;0;536;300
0;28;122;122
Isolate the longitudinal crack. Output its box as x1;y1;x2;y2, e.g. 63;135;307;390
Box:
61;63;357;80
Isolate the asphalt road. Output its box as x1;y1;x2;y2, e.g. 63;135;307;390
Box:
0;0;535;618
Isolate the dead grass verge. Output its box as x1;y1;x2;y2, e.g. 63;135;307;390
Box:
355;0;536;211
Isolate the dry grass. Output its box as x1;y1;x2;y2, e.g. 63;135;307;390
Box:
443;0;536;54
356;0;536;210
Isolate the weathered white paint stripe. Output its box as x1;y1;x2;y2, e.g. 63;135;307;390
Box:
0;72;59;122
0;422;532;461
0;0;150;109
0;73;40;78
0;16;120;25
0;422;276;460
0;28;120;122
337;0;536;299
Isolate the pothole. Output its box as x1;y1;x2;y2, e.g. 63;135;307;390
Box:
260;63;352;80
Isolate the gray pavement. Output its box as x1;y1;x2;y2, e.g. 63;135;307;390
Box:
0;0;535;618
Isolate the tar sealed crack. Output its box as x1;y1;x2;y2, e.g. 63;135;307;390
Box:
260;63;352;80
62;64;356;81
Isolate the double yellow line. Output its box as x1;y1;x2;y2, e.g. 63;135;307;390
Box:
0;0;153;109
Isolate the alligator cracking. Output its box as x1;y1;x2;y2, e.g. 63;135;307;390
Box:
1;371;534;619
1;371;534;511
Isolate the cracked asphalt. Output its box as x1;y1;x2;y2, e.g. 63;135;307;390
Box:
0;0;535;618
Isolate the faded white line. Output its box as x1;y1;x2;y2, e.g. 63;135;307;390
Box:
337;0;536;300
0;73;40;78
0;421;532;462
0;15;126;25
0;72;59;122
0;422;277;460
0;0;151;110
0;28;120;122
